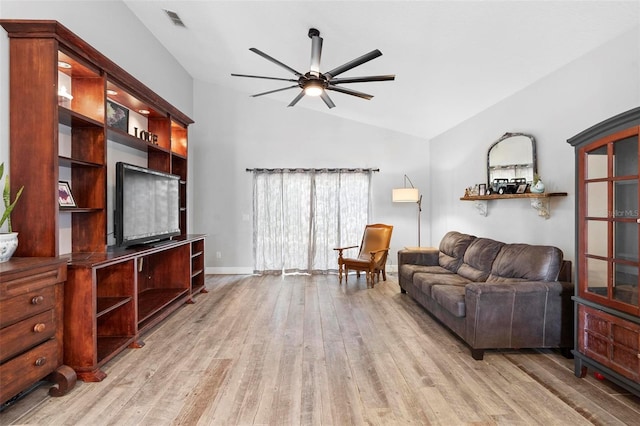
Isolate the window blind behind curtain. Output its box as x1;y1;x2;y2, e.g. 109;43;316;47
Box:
249;168;377;275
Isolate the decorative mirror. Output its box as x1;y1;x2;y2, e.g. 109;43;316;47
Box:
487;132;537;186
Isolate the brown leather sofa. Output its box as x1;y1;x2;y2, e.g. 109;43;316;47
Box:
398;231;573;360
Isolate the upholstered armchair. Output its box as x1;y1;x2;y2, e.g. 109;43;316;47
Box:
334;224;393;287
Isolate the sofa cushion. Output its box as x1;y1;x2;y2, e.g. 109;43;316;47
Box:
456;238;505;282
431;285;466;317
487;244;563;282
438;231;476;272
400;264;453;284
414;272;470;298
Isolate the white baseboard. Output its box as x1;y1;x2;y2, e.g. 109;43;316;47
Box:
206;266;254;275
205;265;398;275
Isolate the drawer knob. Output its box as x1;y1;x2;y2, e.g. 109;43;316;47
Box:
33;323;46;333
35;357;47;367
31;295;45;305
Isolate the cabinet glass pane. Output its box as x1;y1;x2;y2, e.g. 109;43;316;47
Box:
586;146;608;180
586;258;608;297
587;182;608;217
613;264;638;307
613;136;638;177
615;222;638;262
614;180;638;219
587;220;608;257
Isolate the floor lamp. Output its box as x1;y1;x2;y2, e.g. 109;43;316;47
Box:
392;175;422;247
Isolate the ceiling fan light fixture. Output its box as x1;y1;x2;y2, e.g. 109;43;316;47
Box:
304;83;323;97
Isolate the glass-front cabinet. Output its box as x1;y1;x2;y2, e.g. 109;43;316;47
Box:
569;107;640;397
581;131;639;312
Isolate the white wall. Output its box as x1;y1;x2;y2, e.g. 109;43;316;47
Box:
428;27;640;266
191;81;429;272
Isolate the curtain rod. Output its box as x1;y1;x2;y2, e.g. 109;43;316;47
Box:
246;168;380;173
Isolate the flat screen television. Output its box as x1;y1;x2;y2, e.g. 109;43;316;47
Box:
115;162;181;247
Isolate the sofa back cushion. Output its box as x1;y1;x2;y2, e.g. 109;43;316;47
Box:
438;231;476;272
456;238;505;282
487;244;563;282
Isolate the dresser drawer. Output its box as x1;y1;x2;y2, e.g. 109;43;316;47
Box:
0;338;58;404
0;261;65;298
0;309;56;363
0;285;55;328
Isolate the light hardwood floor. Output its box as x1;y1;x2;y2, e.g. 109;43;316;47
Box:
2;274;639;425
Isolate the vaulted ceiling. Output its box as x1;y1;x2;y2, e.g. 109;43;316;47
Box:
123;1;640;139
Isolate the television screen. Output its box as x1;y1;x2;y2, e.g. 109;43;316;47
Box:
115;162;180;246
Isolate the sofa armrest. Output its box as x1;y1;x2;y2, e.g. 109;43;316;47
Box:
464;280;573;353
397;248;439;267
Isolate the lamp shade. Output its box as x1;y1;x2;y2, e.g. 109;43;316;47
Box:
392;187;420;202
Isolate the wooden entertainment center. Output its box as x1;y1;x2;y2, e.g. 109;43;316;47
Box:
1;19;205;387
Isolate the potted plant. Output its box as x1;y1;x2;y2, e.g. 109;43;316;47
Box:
0;162;24;262
531;173;545;193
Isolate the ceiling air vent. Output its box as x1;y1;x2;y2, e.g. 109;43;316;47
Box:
163;9;186;27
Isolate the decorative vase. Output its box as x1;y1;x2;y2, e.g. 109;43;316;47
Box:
0;232;18;262
531;180;545;194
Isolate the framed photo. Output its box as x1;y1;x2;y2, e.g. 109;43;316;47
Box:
478;183;487;196
516;183;528;194
106;100;129;132
58;181;77;207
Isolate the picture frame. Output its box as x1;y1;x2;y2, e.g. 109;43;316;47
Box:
516;183;528;194
58;181;77;207
106;100;129;133
478;183;487;196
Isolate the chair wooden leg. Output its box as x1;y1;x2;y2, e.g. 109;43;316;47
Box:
382;269;387;281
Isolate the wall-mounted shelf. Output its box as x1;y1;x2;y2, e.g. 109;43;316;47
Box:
460;192;568;218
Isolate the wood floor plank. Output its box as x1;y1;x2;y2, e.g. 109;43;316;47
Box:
2;274;640;426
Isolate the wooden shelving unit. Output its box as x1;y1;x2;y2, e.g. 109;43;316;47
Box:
1;19;206;382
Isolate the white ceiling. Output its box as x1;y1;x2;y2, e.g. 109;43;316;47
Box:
123;1;640;139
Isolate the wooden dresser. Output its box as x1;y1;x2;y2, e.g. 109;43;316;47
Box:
0;257;76;404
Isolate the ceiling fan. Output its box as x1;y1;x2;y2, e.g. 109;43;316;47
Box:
231;28;395;109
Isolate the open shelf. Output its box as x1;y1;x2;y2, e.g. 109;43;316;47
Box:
58;106;104;128
96;296;132;318
460;192;568;218
96;336;136;364
58;156;103;168
106;127;171;154
190;239;206;295
460;192;568;201
59;207;104;213
138;288;189;324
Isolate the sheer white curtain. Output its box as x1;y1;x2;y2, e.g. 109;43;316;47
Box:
252;169;372;275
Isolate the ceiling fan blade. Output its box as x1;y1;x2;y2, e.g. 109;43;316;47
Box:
320;91;335;109
288;90;306;107
249;48;303;77
231;73;298;82
310;33;323;76
324;49;382;79
329;75;395;84
251;85;299;97
326;85;374;100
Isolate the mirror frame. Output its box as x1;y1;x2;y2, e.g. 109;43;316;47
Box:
487;132;537;186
